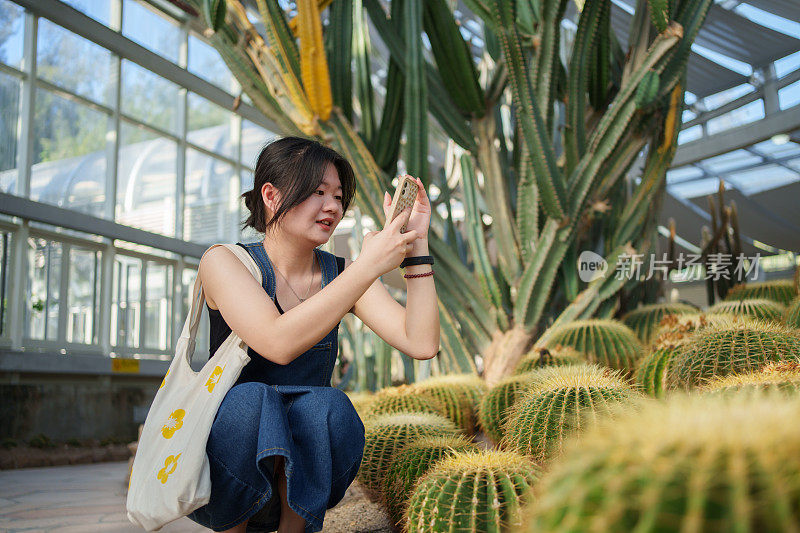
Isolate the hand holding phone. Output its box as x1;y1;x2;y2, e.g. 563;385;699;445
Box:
386;175;420;233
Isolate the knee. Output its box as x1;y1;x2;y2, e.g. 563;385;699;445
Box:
322;389;364;439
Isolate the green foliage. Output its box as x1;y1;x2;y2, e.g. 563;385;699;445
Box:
384;434;478;527
543;319;645;373
523;394;800;531
501;365;639;460
513;346;582;375
1;438;19;449
621;302;697;345
363;385;447;420
404;450;541;532
477;373;540;445
708;298;786;323
665;320;800;389
201;0;227;32
28;433;56;449
725;279;798;306
634;344;678;397
359;412;460;493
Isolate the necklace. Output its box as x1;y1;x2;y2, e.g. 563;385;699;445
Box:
273;255;316;303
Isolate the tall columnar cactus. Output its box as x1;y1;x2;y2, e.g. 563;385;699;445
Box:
725;279;798;306
404;450;541;533
520;394;800;531
412;375;487;432
708;298;786;323
785;296;800;328
359;412;460;493
363;385;447;420
477;373;541;445
664;320;800;389
701;361;800;396
501;365;639;460
621;302;697;344
513;346;583;375
541;320;645;373
384;434;479;527
186;0;713;381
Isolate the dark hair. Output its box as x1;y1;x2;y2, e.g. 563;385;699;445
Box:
241;136;357;233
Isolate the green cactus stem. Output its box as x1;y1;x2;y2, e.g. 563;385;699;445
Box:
701;361;800;396
621;302;698;345
477;373;542;445
404;449;541;533
501;365;639;461
542;319;645;373
412;375;488;432
784;295;800;328
725;279;798;306
363;384;447;420
513;346;583;375
707;298;786;323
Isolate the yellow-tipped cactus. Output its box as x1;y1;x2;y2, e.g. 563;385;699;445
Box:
708;298;786;323
725;279;798;306
345;391;377;420
521;393;800;532
411;375;487;432
701;361;800;396
785;295;800;328
477;373;542;445
542;319;645;373
404;450;541;533
359;412;459;493
501;365;640;461
665;319;800;389
621;302;697;344
384;434;479;527
513;346;582;375
363;384;447;420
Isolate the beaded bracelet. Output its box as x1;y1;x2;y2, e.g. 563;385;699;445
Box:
403;269;434;279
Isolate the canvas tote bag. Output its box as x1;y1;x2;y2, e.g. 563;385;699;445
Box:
127;243;259;531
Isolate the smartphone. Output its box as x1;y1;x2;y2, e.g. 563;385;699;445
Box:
387;175;419;233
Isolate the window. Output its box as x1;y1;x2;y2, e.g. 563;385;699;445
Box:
187;93;236;159
0;0;24;70
0;71;20;193
122;0;180;63
121;60;181;134
184;149;237;244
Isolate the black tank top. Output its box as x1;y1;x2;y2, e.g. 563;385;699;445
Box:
207;253;346;358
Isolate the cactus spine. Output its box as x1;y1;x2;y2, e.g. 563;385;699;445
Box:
412;375;488;432
477;373;541;445
543;320;645;373
363;385;447;420
785;295;800;328
621;302;697;344
701;361;800;396
725;279;798;306
707;298;786;323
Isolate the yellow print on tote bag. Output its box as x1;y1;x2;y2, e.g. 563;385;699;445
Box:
126;244;261;532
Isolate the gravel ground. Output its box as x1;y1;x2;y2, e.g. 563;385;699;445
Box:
322;481;394;533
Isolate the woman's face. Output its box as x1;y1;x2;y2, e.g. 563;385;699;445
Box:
271;163;344;246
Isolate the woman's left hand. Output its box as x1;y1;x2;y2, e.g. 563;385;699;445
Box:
383;176;431;242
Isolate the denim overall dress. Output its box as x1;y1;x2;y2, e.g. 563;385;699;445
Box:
187;242;365;533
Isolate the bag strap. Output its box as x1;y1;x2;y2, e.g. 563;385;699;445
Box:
180;243;261;346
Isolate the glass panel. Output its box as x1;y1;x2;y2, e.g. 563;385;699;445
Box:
31;88;107;216
182;267;209;369
61;0;113;27
26;238;62;341
0;0;24;70
66;247;100;344
241;120;272;167
187;93;236;158
184;150;238;244
144;262;170;350
0;71;20;193
37;19;114;105
0;232;10;336
775;50;800;79
122;0;180;63
116;121;177;235
112;254;141;349
706;100;765;136
677;125;702;145
727;165;800;195
700;84;754;111
121;60;180;134
703;149;762;174
779;79;800;110
188;35;233;90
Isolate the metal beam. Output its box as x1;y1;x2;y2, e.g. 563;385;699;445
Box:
12;0;280;134
0;192;208;258
672;105;800;167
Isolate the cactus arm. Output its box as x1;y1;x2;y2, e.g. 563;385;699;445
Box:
353;0;377;145
516;144;539;262
474;113;522;285
297;0;333;121
461;0;497;32
287;0;332;33
423;0;485;117
200;0;226;32
324;0;353;122
363;0;477;151
436;280;493;355
403;0;429;182
588;2;611;111
372;59;405;173
255;0;302;86
648;0;670;32
439;302;479;374
656;0;713;99
488;0;567;221
567;24;682;219
564;0;610;171
533;0;569;133
513;218;560;327
427;231;494;313
461;154;510;330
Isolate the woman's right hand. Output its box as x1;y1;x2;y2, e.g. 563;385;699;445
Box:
355;208;419;278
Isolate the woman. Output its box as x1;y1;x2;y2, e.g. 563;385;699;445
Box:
187;136;439;532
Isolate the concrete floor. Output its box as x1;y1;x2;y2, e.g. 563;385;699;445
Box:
0;462;392;533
